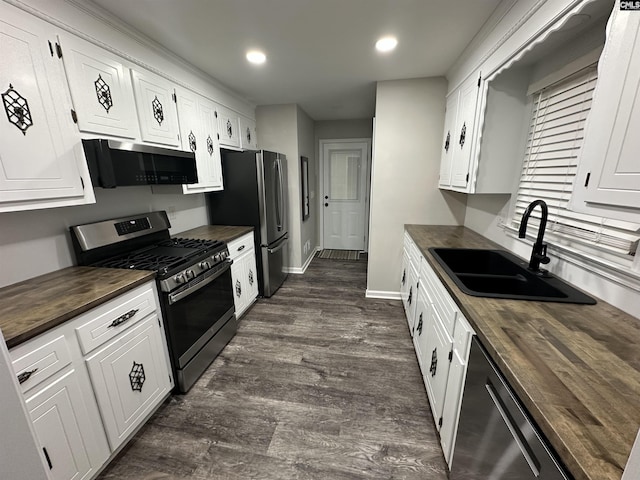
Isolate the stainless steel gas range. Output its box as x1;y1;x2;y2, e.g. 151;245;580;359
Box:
70;211;235;393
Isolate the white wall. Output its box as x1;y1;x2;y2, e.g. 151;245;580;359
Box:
255;105;303;270
296;106;318;268
0;189;207;288
367;78;467;297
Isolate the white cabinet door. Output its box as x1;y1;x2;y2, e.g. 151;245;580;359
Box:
244;250;259;309
239;115;258;150
215;104;240;148
422;307;453;428
231;257;247;316
27;369;94;480
451;75;481;189
439;93;458;188
572;8;640;221
402;262;419;334
176;89;222;193
0;5;92;212
131;68;179;146
58;34;139;139
85;314;170;451
412;290;430;374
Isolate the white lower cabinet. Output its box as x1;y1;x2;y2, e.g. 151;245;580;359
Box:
9;281;172;479
26;369;95;480
228;232;259;318
401;229;475;468
85;314;170;450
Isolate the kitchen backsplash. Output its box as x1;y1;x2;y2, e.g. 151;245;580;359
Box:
0;188;208;288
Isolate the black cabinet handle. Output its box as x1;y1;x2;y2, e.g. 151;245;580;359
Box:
417;313;423;335
408;287;412;305
459;122;466;147
17;368;38;384
108;309;139;328
235;279;242;298
430;348;438;377
43;447;52;469
324;203;328;207
237;245;245;252
444;131;450;152
401;269;406;285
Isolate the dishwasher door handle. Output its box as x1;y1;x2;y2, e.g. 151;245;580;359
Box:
485;379;541;477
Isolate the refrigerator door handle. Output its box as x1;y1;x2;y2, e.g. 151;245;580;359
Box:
276;157;285;232
267;235;288;254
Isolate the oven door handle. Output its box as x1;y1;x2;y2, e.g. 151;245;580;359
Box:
168;260;232;305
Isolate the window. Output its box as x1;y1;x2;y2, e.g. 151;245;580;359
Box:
510;64;640;262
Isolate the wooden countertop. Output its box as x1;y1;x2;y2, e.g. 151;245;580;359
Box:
0;225;252;349
405;225;640;480
0;267;155;349
177;225;253;243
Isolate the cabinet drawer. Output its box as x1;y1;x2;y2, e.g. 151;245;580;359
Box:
227;232;254;260
10;335;72;393
421;257;457;336
75;283;157;355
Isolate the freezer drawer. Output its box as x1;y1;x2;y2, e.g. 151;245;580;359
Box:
261;234;288;297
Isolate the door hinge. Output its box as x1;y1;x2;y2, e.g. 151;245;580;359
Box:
584;172;591;187
158;317;161;327
477;74;481;87
438;417;443;428
448;350;453;362
416;280;419;289
48;40;54;57
172;91;177;103
55;42;63;59
80;177;84;190
466;173;469;183
70;109;78;123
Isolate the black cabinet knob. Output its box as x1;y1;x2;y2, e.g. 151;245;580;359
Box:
324;203;328;207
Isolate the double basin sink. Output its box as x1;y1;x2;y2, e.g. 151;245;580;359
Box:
429;248;596;304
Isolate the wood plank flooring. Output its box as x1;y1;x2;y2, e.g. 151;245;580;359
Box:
98;256;449;480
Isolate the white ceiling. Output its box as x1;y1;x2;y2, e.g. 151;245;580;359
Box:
89;0;503;120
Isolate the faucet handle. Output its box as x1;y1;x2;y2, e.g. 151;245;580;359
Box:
537;243;551;264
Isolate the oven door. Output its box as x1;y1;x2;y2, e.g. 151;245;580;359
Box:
161;261;235;375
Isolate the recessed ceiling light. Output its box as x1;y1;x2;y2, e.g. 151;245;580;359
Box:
375;36;397;53
246;50;266;64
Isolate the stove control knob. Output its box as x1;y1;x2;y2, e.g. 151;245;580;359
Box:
199;261;210;270
175;273;186;284
186;269;195;280
214;253;221;262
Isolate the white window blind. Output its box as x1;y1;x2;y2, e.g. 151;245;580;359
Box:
511;65;640;258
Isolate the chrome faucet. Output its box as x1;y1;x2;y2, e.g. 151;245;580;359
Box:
518;199;551;275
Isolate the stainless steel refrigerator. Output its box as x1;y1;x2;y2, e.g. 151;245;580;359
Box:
207;150;288;297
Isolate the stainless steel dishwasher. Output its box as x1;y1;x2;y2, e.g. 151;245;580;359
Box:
451;337;569;480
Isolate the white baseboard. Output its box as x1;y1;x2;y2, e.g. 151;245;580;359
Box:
365;289;401;300
287;247;320;274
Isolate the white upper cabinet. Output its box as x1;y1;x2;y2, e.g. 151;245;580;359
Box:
131;68;180;147
57;33;139;139
439;93;457;187
439;73;481;192
0;3;94;213
215;104;240;148
175;87;222;193
572;7;640;222
239;115;258;150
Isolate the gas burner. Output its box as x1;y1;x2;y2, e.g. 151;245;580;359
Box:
95;251;185;274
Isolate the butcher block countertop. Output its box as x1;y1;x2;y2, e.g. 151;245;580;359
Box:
406;224;640;480
0;267;155;349
177;225;253;243
0;225;252;350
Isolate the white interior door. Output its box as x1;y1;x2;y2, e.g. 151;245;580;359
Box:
322;141;369;250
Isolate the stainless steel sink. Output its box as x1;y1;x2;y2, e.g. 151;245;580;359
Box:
429;248;596;304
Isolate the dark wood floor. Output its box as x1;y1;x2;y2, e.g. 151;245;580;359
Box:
98;257;449;480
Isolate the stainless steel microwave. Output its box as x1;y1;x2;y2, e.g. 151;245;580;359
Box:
82;139;198;188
